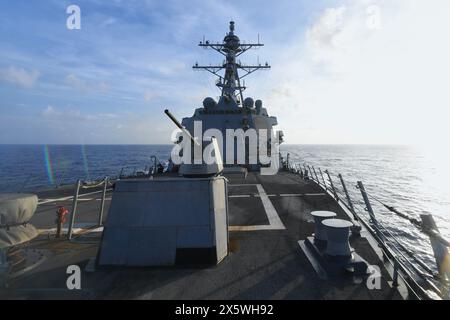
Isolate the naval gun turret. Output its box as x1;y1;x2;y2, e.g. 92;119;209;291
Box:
98;111;229;267
165;109;223;177
97;109;229;267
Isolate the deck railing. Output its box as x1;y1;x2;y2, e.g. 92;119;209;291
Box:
67;177;113;240
65;156;164;240
282;154;449;300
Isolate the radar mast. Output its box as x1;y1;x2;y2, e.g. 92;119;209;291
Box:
193;21;270;106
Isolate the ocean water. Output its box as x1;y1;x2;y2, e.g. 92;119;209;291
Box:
0;145;173;192
285;144;450;268
0;144;448;268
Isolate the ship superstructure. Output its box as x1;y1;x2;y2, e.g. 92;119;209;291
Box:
180;22;283;170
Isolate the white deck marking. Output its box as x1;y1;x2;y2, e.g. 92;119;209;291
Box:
229;195;251;198
229;225;284;231
227;183;285;231
255;193;328;198
256;184;286;230
253;194;277;198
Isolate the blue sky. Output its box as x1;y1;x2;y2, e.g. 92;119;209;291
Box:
1;0;450;146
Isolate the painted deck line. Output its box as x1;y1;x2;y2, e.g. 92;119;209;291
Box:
253;194;277;198
279;194;303;197
228;195;251;198
226;184;285;231
255;184;286;230
229;225;285;231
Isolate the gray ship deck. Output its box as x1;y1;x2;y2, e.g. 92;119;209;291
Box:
1;171;401;300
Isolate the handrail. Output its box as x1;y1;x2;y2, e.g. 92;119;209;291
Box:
286;159;450;299
67;177;110;239
64;158;162;240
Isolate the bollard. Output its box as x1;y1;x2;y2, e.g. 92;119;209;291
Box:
322;219;353;258
311;211;337;242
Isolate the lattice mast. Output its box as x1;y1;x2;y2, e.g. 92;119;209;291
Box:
193;21;270;106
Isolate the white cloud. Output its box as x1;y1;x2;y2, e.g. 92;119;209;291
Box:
264;0;450;146
100;17;117;28
40;105;115;122
146;61;186;76
0;66;40;88
65;74;109;93
40;105;59;117
36;104;172;144
144;91;159;102
65;74;88;92
306;7;347;53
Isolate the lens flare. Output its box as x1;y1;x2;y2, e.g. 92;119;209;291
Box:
81;144;90;180
43;145;54;185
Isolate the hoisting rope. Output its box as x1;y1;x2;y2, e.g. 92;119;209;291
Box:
358;186;450;248
374;220;445;296
375;220;436;277
357;186;422;227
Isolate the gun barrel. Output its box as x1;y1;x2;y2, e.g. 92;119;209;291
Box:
164;109;199;146
164;109;184;130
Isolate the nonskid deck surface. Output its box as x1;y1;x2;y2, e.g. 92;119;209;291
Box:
1;171;401;299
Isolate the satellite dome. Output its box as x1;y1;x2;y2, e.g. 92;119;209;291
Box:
244;97;254;108
255;100;262;108
203;97;217;109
